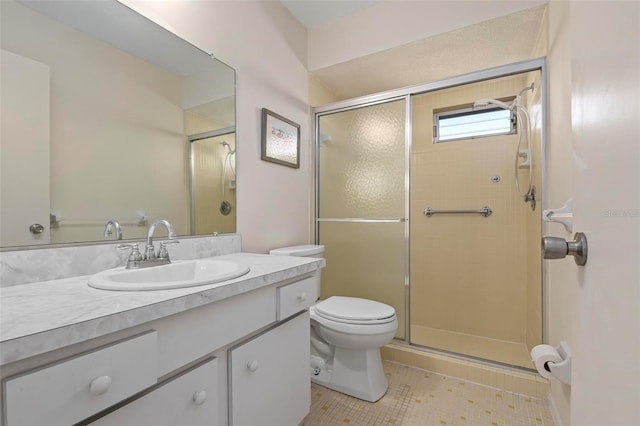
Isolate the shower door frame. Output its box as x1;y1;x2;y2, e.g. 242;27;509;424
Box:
313;57;548;349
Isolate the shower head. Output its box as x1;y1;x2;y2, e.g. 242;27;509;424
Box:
473;98;513;110
518;82;535;97
221;141;235;154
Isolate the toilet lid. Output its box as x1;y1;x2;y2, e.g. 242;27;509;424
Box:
315;296;396;324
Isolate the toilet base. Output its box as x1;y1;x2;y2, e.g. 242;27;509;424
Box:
310;346;388;402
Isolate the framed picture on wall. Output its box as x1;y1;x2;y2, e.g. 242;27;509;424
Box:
261;108;300;169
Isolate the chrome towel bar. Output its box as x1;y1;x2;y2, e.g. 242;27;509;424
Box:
423;206;493;218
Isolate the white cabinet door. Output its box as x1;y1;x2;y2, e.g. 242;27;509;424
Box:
229;312;310;426
0;49;50;246
91;357;218;426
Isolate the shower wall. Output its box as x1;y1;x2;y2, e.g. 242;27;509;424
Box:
410;73;542;368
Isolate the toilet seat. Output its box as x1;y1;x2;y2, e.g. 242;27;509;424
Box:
315;296;396;325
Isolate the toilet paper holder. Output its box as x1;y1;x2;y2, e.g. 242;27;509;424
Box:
539;341;572;385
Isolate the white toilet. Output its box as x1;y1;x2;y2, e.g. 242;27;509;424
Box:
269;245;398;402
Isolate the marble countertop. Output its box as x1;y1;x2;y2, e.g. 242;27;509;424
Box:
0;253;325;366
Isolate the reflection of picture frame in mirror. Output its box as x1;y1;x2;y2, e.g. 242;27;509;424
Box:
261;108;300;169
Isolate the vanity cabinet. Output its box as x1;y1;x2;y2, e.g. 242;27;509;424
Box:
229;311;310;426
1;270;320;426
90;357;218;426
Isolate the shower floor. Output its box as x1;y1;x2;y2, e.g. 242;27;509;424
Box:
411;325;533;369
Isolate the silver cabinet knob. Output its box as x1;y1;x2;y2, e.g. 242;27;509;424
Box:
29;223;45;234
542;232;588;265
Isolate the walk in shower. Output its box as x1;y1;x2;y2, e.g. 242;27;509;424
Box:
315;60;545;369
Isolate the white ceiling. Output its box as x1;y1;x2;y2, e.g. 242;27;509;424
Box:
280;0;381;28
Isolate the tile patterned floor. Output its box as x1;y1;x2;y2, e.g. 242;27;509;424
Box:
302;361;556;426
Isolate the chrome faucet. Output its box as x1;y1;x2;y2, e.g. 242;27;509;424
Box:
104;219;123;240
116;219;179;269
143;219;180;262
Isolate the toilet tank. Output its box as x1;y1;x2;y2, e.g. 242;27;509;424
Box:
269;245;325;258
269;245;325;297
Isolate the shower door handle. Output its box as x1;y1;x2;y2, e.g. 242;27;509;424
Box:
542;233;588;265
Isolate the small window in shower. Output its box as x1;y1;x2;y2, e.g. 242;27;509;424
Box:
434;103;515;143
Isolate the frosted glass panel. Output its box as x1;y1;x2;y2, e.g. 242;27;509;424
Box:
318;100;405;218
319;221;405;339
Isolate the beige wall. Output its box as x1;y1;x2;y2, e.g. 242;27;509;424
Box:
309;75;340;107
410;74;541;348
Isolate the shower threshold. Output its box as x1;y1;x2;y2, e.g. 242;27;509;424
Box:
410;325;534;369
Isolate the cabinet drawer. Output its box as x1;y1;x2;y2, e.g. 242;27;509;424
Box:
3;331;157;426
277;275;319;320
90;357;218;426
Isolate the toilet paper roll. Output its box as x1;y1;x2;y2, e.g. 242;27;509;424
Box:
531;344;563;379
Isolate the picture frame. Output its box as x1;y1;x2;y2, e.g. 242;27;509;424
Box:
261;108;300;169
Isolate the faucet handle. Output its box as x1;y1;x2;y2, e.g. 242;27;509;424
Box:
117;243;142;258
157;239;179;260
117;243;143;266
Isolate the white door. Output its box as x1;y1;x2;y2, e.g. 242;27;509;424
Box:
0;49;50;246
569;2;640;425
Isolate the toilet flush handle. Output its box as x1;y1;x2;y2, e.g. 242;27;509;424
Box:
542;232;588;265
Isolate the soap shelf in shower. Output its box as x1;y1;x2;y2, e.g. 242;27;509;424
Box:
543;199;573;233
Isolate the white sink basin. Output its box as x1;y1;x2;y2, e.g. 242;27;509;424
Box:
88;259;250;291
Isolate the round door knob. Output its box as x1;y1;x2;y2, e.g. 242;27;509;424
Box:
29;223;45;234
89;375;112;396
247;360;259;372
297;292;307;301
193;390;207;406
542;232;588;265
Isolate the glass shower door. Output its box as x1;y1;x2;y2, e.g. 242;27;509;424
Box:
316;99;407;339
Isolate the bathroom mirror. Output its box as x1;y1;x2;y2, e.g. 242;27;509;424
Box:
0;0;236;249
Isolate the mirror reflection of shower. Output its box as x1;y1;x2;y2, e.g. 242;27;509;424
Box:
474;83;537;209
188;129;236;235
220;141;236;216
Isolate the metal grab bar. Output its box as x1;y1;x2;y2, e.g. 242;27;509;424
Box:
423;206;493;218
